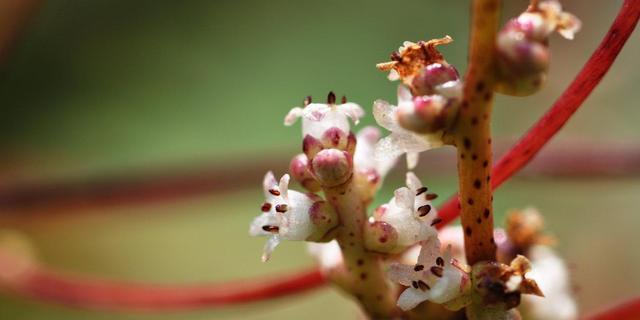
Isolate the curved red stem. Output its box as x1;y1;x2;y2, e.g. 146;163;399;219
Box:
438;0;640;226
1;264;326;310
583;296;640;320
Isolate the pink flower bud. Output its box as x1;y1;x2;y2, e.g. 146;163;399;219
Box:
411;63;460;96
363;220;399;253
310;149;352;187
397;95;457;133
289;154;321;192
302;135;323;159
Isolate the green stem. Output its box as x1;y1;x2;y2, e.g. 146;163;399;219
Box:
323;177;397;318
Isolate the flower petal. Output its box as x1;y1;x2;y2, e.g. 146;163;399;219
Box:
340;102;365;125
405;172;423;193
373;99;398;131
261;235;281;262
397;287;430;311
279;174;290;201
302;103;331;121
388;263;414;287
284;107;303;126
394;187;414;210
374;135;406;170
263;171;278;198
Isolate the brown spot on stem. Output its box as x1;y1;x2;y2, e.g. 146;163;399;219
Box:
476;81;485;92
357;259;364;266
463;138;472;149
474;179;482;189
465;226;472;236
484;208;490;218
468;198;475;205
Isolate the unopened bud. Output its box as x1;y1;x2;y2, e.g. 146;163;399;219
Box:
302;135;323;159
411;63;460;96
311;149;352;187
289;154;321;192
364;220;400;253
397;95;458;133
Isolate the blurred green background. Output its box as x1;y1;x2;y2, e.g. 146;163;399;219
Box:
0;0;638;319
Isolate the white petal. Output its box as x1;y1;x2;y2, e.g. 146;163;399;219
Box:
405;172;423;194
307;240;343;271
278;190;314;240
279;174;290;201
394;187;414;210
373;100;398;131
388;69;400;81
406;152;420;170
340;102;365;125
261;235;281;262
302;103;331;121
249;212;279;237
263;171;278;198
397;85;413;105
388;263;415;287
397;287;430;311
284;107;303;126
374;135;405;169
417;235;441;266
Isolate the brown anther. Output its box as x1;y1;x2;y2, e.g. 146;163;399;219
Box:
303;95;312;106
436;257;444;267
417;204;432;217
426;193;438;200
269;189;281;196
390;51;401;61
275;204;288;213
417;280;431;291
262;225;279;233
341;95;347;104
415;186;428;196
411;281;419;289
430;217;443;226
414;264;424;272
430;266;444;278
327;91;336;104
261;202;272;212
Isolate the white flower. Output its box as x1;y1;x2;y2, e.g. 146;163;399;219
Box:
389;236;466;310
372;172;438;247
307;240;343;274
523;245;577;320
374;85;444;169
353;126;398;182
284;98;365;139
249;172;316;262
518;0;581;40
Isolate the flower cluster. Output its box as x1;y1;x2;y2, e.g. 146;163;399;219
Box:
496;0;581;96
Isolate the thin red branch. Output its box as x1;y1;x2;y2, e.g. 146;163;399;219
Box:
0;263;326;310
437;0;640;226
583;296;640;320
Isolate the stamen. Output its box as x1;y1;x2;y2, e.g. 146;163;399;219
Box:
261;202;272;212
430;217;443;226
417;280;431;291
341;95;347;104
417;204;432;217
430;266;443;278
262;225;280;233
275;204;288;213
414;264;424;272
269;189;281;196
327;91;336;104
436;257;444;267
426;193;438;200
415;187;428;196
304;95;312;106
411;281;419;289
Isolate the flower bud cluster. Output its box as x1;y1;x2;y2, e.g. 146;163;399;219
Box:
495;0;581;96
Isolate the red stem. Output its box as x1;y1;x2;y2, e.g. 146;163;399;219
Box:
438;0;640;226
1;264;326;311
583;296;640;320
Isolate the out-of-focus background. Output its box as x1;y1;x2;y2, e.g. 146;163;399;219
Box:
0;0;638;319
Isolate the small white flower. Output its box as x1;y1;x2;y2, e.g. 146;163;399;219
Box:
249;172;316;262
519;0;581;40
284;98;365;139
389;236;466;310
307;240;343;273
373;172;438;247
374;86;444;169
523;245;577;320
353;126;398;182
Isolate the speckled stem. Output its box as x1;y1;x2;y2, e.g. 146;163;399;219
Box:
454;0;501;266
322;177;398;319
